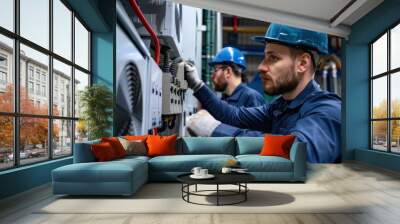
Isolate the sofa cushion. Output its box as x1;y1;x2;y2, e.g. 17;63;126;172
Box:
91;142;118;161
148;154;235;172
101;137;127;158
53;157;148;182
115;155;150;163
147;135;177;157
236;155;293;172
179;137;235;155
124;135;148;141
235;137;264;155
260;134;296;159
118;138;147;156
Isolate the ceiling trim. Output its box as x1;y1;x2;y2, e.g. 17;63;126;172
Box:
172;0;351;37
330;0;368;27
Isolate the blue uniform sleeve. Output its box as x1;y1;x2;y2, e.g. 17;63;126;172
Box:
289;100;341;163
194;85;271;131
244;92;265;107
212;123;265;137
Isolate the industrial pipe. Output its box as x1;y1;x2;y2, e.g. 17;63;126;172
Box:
223;26;266;34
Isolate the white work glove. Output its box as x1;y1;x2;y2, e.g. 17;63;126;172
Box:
186;109;221;137
184;60;204;92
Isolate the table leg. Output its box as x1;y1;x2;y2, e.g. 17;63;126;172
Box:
195;184;197;192
217;184;219;206
245;183;247;201
181;184;183;199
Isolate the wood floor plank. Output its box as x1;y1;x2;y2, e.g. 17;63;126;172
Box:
1;162;400;224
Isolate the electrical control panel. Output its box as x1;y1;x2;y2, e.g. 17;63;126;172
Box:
147;58;163;128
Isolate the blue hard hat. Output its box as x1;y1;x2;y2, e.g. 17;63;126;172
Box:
209;47;247;70
253;23;328;55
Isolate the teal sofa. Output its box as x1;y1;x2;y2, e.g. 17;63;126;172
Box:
52;137;306;196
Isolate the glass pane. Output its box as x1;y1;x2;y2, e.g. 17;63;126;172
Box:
53;0;72;60
391;72;400;118
391;120;400;153
0;34;14;112
20;117;49;165
372;121;388;151
75;18;89;70
0;116;14;170
74;69;89;118
372;77;387;119
20;44;49;115
20;0;49;49
75;120;88;143
0;0;14;31
391;24;400;70
372;33;387;76
53;119;72;158
53;59;72;117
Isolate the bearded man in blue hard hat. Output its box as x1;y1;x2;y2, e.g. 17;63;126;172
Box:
209;47;264;107
184;23;341;163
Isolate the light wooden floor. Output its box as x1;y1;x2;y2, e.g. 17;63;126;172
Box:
1;162;400;224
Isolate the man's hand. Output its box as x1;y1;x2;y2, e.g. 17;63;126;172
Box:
186;109;221;136
184;61;204;92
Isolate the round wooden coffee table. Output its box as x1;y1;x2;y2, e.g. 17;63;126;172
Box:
177;173;255;206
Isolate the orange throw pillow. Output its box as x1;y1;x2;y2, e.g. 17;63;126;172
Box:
260;134;296;159
146;135;177;157
124;135;148;141
101;137;126;158
91;142;117;161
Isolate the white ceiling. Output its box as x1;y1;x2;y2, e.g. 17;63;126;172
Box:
172;0;384;38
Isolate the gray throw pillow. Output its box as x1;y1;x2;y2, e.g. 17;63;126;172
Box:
118;137;147;156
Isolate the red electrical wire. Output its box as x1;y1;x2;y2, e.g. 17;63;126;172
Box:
129;0;161;134
233;16;238;33
128;0;161;65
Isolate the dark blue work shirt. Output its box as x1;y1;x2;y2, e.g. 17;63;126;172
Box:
194;80;341;163
221;83;265;107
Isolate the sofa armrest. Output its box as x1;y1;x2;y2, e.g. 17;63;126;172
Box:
73;140;100;163
289;141;307;181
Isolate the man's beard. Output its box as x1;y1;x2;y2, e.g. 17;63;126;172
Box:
263;67;300;96
213;81;228;92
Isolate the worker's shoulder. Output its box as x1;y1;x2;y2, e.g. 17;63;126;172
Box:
302;90;341;114
241;85;264;98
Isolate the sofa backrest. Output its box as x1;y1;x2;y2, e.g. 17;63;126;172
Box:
178;137;235;155
73;139;100;163
235;137;264;155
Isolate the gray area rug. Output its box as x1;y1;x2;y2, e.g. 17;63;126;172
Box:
38;183;362;214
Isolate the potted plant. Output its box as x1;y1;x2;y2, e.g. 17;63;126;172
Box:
79;84;113;140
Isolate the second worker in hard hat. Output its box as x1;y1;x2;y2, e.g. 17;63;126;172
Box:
209;47;265;107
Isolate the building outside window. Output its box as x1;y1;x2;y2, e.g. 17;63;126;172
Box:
0;54;7;67
54;89;58;103
35;70;40;81
0;0;91;170
0;71;6;85
0;54;7;89
370;23;400;154
42;85;46;97
28;67;34;80
41;73;46;83
28;81;34;94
